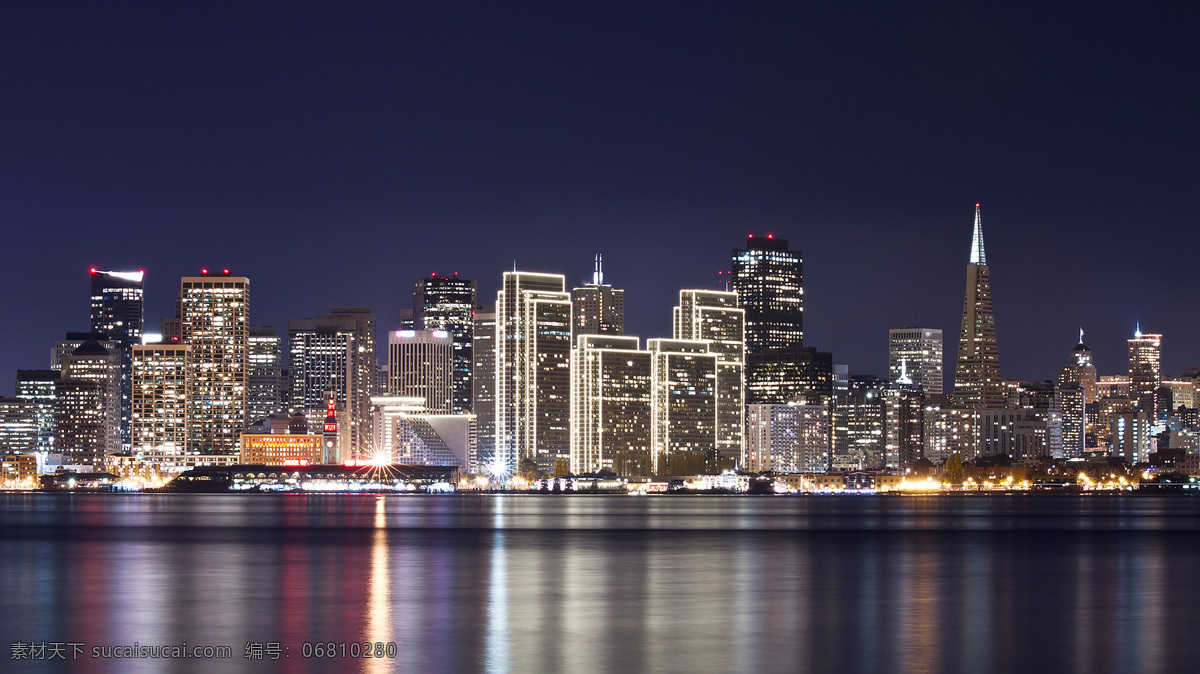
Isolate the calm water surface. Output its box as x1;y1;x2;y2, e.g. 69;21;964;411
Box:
2;493;1200;673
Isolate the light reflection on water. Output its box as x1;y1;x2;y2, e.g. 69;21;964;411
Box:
2;494;1200;673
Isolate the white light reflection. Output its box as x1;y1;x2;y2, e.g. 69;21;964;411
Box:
364;496;392;674
485;499;510;673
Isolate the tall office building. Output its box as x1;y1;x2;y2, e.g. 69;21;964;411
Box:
0;398;38;454
495;272;572;475
1128;327;1163;419
52;332;120;371
15;370;59;454
731;234;803;351
745;402;830;474
288;307;377;460
648;339;719;474
673;290;744;462
954;204;1003;409
180;271;249;455
131;344;189;467
90;269;145;451
56;337;121;467
246;327;283;424
388;329;453;413
410;274;476;414
471;307;497;472
571;255;625;344
746;347;833;405
1058;332;1099;404
570;335;651;475
888;328;943;395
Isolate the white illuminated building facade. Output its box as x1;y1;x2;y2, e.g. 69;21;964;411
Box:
648;338;718;473
673;290;745;464
570;335;651;475
746;402;830;473
388;329;453;414
181;271;249;455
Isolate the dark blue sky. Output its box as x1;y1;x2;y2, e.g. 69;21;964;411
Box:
2;1;1197;389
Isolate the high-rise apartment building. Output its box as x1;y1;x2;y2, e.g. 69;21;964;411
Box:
246;327;283;424
15;370;59;454
648;339;719;474
410;274;476;414
1128;327;1162;419
495;272;572;475
731;234;803;351
471;307;497;473
90;269;144;452
180;271;249;455
888;328;943;395
131;344;189;467
954;204;1003;408
673;290;744;463
388;329;453;413
570;335;651;475
288;307;377;460
745;402;830;474
571;255;625;344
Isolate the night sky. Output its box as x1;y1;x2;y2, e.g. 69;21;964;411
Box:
2;2;1196;390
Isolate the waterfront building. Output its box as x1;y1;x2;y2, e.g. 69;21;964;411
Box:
673;289;745;463
131;344;189;469
288;307;377;460
371;396;471;469
239;433;323;466
495;272;572;475
471;307;496;473
1128;328;1162;419
180;271;249;455
409;274;477;414
15;370;59;454
90;269;144;451
571;255;625;344
570;335;651;476
745;402;830;473
56;337;121;467
954;204;1004;409
888;328;943;395
387;329;453;413
246;327;283;424
0;397;37;454
647;339;719;474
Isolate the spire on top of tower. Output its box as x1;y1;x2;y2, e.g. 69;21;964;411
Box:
969;203;987;266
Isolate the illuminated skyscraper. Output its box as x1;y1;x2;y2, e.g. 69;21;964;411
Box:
90;268;144;451
648;339;718;474
387;329;453;413
731;234;803;351
571;254;624;344
495;271;572;475
0;397;37;454
246;327;283;424
1128;327;1163;419
471;307;496;472
1058;331;1099;404
56;337;121;467
15;370;59;454
673;290;744;463
410;274;476;414
954;204;1003;408
131;343;188;467
288;307;377;459
180;270;249;455
570;335;651;475
888;328;943;395
746;402;830;474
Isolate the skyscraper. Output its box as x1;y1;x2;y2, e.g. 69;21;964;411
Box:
954;204;1003;409
387;329;453;413
1058;331;1099;404
288;307;377;460
15;370;59;455
495;271;572;475
90;269;144;452
131;343;188;467
471;307;497;473
246;327;283;424
180;270;249;455
570;335;651;475
1128;327;1163;419
731;234;803;351
56;337;121;467
888;327;943;395
673;289;744;463
410;274;476;414
648;338;719;474
571;255;625;344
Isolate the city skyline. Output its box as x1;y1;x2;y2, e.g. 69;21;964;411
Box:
2;3;1196;391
